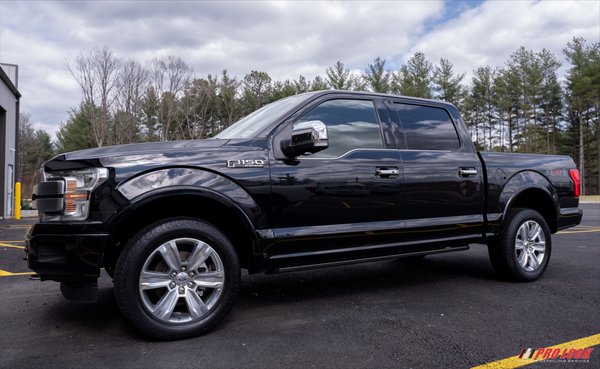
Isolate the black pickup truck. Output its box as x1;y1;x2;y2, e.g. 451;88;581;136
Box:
27;90;582;339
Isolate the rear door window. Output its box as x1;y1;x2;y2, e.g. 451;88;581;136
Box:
393;103;460;150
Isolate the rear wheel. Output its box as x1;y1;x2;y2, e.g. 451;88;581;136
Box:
488;208;551;282
114;218;240;340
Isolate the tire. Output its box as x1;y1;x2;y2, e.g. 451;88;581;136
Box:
488;208;551;282
114;218;240;340
104;266;115;279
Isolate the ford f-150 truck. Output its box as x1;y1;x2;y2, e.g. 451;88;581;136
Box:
27;91;582;340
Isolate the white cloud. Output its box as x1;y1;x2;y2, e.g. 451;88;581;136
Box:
0;0;598;138
407;1;600;80
1;0;444;136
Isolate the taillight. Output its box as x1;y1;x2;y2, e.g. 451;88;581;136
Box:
569;169;580;198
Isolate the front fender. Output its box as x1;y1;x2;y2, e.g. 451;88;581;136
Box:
116;167;268;228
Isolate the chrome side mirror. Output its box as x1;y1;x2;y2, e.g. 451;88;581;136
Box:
282;120;329;158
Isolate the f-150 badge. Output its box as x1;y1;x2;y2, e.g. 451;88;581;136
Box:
227;159;265;168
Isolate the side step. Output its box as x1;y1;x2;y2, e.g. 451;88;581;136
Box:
268;246;470;273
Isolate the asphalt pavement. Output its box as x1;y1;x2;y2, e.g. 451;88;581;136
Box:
0;204;598;369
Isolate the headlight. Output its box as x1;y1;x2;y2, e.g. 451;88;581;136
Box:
44;168;109;221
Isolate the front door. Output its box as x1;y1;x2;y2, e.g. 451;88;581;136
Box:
267;98;403;262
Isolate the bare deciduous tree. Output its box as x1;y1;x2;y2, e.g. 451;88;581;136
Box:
149;56;193;140
113;59;149;144
66;47;121;147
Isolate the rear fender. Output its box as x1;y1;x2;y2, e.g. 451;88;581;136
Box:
498;170;559;232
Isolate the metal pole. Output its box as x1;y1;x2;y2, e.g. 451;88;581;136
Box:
15;181;21;220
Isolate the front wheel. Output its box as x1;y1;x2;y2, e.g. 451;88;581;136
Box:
488;208;551;282
114;218;240;340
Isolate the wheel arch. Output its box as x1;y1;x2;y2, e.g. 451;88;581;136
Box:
103;187;261;273
499;171;560;233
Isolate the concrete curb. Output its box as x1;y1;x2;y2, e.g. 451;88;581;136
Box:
20;210;39;218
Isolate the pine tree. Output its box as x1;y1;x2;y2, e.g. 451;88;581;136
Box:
493;67;521;152
469;66;495;150
364;57;391;93
241;71;272;114
537;49;562;154
325;61;353;90
563;38;600;195
397;52;433;98
432;58;466;108
310;76;329;91
217;70;242;130
293;75;311;93
56;104;98;152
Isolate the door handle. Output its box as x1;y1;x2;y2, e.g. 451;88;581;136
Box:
459;168;478;177
376;167;399;177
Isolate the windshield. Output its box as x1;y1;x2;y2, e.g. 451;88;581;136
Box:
214;93;312;139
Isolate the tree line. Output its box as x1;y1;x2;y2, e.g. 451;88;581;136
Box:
19;37;600;197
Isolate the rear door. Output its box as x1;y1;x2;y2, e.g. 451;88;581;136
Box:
390;101;484;245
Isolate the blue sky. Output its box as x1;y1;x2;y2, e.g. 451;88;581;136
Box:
427;0;486;30
0;0;598;137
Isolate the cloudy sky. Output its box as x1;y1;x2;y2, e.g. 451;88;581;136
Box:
0;0;598;136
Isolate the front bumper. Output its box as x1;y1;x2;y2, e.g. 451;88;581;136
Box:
25;222;110;283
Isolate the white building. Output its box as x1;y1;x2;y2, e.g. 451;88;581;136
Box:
0;63;20;218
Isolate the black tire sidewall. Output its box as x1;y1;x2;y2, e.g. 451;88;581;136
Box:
496;208;552;281
114;218;240;340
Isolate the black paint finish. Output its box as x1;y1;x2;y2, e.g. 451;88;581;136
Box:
27;91;582;282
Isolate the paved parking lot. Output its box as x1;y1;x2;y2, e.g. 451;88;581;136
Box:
0;204;598;369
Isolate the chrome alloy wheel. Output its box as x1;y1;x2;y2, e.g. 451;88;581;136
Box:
139;238;225;324
514;220;546;272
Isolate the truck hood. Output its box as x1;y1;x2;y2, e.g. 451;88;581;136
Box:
62;139;228;160
43;138;269;183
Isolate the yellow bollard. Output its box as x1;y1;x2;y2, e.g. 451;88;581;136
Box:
15;182;21;220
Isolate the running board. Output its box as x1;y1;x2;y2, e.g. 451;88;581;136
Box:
267;246;470;274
